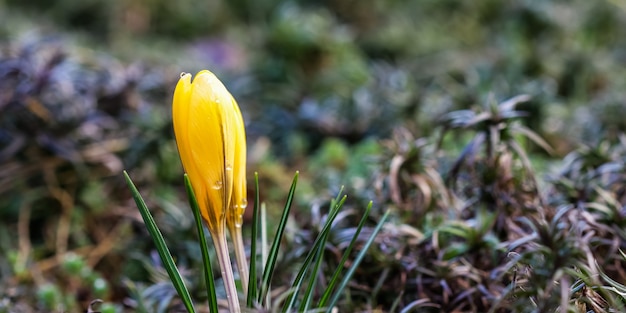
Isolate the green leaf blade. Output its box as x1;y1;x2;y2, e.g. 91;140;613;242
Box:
325;209;391;312
318;201;373;308
123;171;196;313
258;171;299;305
184;174;218;313
282;195;347;312
247;172;260;307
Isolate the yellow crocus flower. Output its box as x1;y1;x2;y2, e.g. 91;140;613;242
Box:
172;70;239;234
172;70;243;312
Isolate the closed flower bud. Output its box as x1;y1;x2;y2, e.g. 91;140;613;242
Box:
172;70;242;234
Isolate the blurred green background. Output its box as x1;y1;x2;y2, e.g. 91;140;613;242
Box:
2;0;626;312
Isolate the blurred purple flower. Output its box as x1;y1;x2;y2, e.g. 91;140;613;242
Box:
189;39;247;72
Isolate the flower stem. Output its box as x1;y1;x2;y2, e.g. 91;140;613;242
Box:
212;231;241;313
230;226;249;295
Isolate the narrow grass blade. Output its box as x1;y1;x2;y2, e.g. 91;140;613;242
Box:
298;232;327;312
261;203;269;307
258;172;299;305
123;171;196;313
282;195;347;312
247;172;260;307
184;174;218;313
318;201;373;308
325;209;390;312
300;188;347;312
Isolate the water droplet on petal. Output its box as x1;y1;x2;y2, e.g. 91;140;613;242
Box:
212;180;223;190
240;199;248;208
234;214;244;227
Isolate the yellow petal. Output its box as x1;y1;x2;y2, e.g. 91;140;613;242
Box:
228;94;247;229
172;72;194;179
